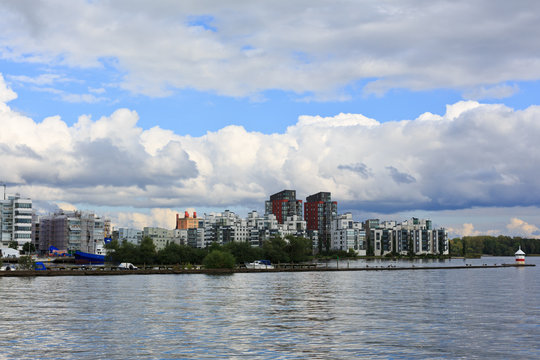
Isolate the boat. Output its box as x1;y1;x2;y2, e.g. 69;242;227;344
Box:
74;251;106;265
245;260;274;269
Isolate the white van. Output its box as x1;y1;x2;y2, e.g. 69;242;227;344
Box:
118;262;138;270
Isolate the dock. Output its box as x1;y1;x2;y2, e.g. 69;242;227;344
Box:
0;263;534;277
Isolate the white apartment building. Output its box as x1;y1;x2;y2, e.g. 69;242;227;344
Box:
330;213;366;255
370;218;449;256
118;227;143;245
143;227;174;251
0;194;32;249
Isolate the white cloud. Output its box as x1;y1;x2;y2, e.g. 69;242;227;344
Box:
2;75;540;228
7;73;66;86
114;208;179;230
55;202;77;211
1;1;540;98
463;84;520;100
447;223;500;238
0;74;17;103
60;92;106;104
507;218;540;238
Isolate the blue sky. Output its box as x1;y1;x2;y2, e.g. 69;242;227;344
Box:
1;1;540;238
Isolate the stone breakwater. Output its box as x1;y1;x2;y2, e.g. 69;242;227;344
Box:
0;263;534;277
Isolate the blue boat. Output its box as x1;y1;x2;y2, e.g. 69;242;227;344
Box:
74;251;106;265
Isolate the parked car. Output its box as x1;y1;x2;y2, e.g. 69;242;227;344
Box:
1;264;18;271
118;262;138;270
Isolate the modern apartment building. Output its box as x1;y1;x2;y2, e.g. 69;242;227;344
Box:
330;213;366;255
368;217;449;256
0;194;33;249
305;192;337;252
265;190;303;224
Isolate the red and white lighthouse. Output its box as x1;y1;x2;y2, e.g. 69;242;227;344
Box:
515;246;525;265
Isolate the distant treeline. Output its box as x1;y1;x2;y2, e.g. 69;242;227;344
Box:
449;236;540;257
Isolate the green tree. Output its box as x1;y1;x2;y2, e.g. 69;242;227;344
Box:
285;235;312;263
18;255;35;270
107;240;139;264
156;243;208;265
223;241;264;264
22;242;36;254
202;249;236;269
263;236;289;263
8;240;18;250
449;238;463;256
139;236;156;264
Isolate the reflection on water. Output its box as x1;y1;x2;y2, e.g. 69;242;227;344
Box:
0;257;539;359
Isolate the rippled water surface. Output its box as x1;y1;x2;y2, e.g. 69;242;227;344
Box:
1;257;539;359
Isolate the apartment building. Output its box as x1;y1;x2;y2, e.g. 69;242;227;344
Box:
0;194;32;249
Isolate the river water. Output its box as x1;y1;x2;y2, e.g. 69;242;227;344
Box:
1;256;539;359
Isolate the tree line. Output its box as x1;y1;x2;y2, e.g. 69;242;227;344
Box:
449;236;540;257
105;235;315;268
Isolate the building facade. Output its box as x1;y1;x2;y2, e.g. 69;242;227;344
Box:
265;190;303;224
330;213;366;255
367;218;449;256
304;192;337;252
39;211;106;254
176;211;199;229
0;194;32;249
143;227;174;251
118;227;143;245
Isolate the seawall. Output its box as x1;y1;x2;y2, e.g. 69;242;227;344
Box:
0;263;534;277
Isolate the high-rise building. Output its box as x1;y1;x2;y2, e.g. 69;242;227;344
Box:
265;190;303;224
0;194;32;249
304;192;337;252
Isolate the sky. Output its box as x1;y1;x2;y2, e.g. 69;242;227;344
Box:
1;0;540;238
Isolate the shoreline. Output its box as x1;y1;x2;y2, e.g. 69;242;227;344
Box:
0;263;534;277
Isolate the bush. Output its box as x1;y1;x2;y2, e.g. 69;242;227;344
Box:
202;250;236;269
18;255;35;270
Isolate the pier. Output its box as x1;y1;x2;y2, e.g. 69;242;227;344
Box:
0;263;534;277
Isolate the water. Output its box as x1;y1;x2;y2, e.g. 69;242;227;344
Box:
1;257;539;359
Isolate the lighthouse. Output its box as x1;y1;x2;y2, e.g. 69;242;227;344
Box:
515;246;526;265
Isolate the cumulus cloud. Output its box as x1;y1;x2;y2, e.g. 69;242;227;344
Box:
2;75;540;226
507;218;540;238
447;223;499;238
1;1;540;98
115;208;179;230
0;74;17;102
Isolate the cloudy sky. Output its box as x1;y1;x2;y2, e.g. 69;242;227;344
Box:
1;0;540;238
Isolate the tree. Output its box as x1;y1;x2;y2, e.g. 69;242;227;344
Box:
18;255;35;270
202;249;236;269
139;236;156;264
263;236;289;263
285;235;312;263
223;241;264;264
22;242;36;254
8;240;18;250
